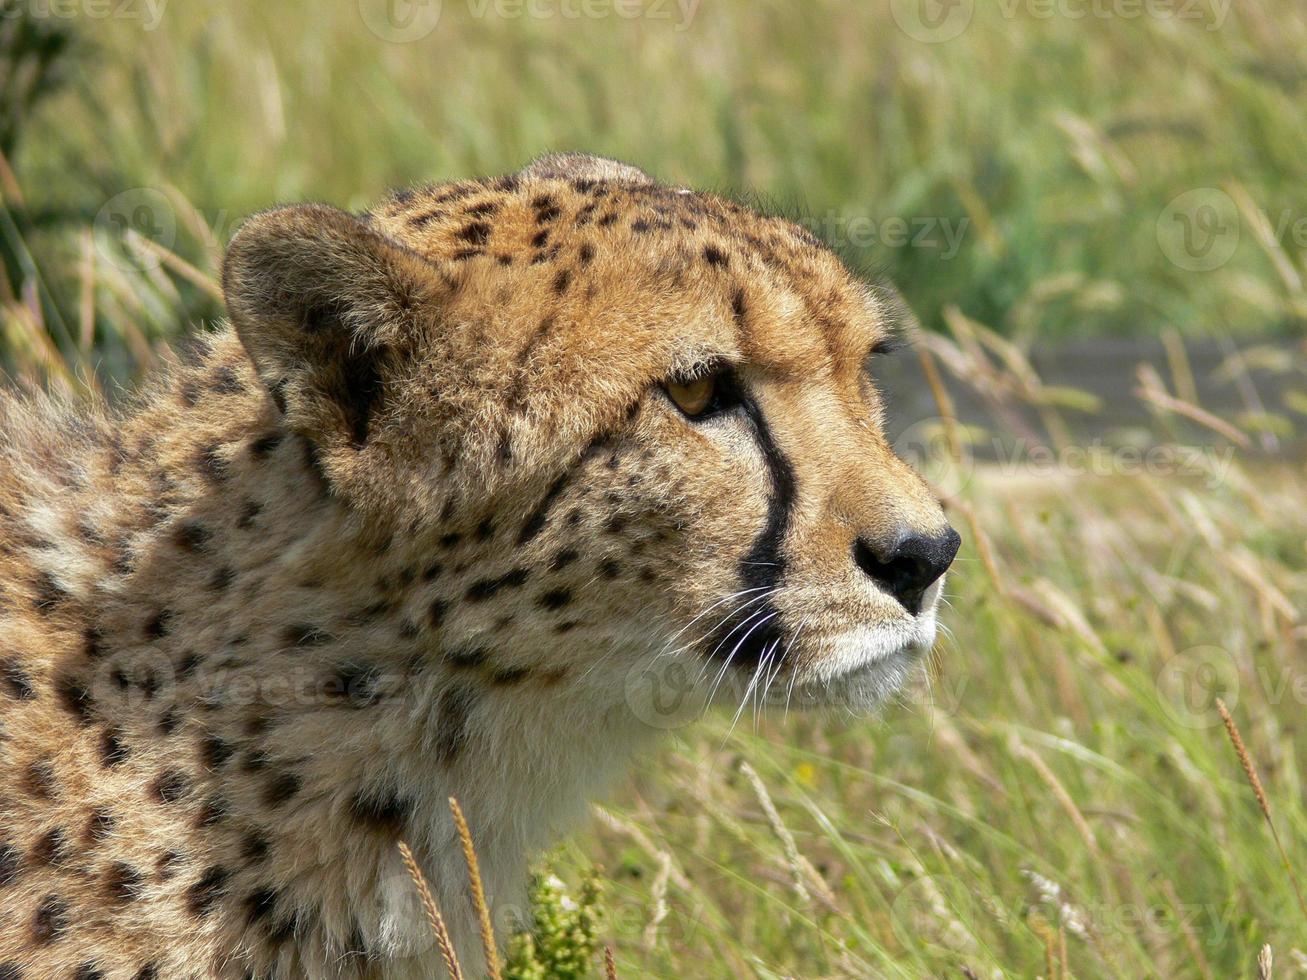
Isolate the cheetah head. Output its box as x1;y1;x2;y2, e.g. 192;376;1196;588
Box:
222;153;959;730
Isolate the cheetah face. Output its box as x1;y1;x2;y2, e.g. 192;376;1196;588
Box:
223;154;958;723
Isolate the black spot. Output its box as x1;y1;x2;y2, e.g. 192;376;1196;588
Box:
457;221;491;246
605;514;628;535
284;624;332;648
243;749;270;773
0;843;19;885
704;244;729;267
158;707;182;736
466;199;501;217
250;431;284;459
196;796;230;828
242;833;270;863
237;499;262;529
578;243;595;265
179;378;200;407
490;667;531;686
187;865;231;919
517;474;568;546
33;828;68;866
175;520;211;552
155;850;183;881
86;808;115;843
422;562;443;582
476;518;495;541
555;620;580;634
100;728;129;767
348;789;413;835
32;571;67;613
24;761;55;799
245;886;279;925
599;560;622;580
176;652;203;679
536;203;562;223
210;566;235;591
198;443;227;482
145;609;173;639
133;965;160;980
327;663;382;707
56;674;95;724
435;684;477;765
531;229;551;248
428;599;451;629
537;589;572;611
445;646;487;670
152;769;191;804
210;365;244;395
84;626;105;660
465;567;530;601
549;548;579;572
631;218;651;233
202;734;235;770
32;893;69;944
73;965;106;980
1;658;35;700
263;771;302;808
105;862;144;904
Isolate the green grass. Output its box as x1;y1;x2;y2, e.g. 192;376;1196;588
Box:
3;3;1307;977
2;0;1307;390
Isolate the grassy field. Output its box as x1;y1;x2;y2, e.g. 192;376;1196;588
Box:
3;2;1307;977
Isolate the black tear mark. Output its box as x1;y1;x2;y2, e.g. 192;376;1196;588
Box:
186;865;231;919
705;391;795;670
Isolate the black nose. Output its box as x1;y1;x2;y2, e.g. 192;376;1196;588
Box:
854;527;961;616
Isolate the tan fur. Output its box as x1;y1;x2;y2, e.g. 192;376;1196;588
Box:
0;154;955;978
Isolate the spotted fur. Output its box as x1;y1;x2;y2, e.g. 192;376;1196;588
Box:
0;154;956;977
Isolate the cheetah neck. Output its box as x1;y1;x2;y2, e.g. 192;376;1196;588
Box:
47;340;662;970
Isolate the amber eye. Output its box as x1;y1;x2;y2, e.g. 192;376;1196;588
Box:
665;376;716;417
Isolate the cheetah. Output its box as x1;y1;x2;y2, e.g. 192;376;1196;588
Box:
0;154;960;978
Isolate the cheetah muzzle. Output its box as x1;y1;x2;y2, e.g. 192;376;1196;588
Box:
0;153;959;978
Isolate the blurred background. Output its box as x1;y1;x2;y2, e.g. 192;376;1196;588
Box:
2;1;1305;977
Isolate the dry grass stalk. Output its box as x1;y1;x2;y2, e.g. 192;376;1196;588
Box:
397;840;464;980
1258;943;1273;980
449;796;502;980
604;944;619;980
1216;700;1307;924
739;760;836;907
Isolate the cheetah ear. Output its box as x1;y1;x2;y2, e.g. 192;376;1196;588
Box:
222;204;445;449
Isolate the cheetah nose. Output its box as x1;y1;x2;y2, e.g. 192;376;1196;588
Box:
853;526;961;616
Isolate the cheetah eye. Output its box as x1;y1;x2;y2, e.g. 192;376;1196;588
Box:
663;367;741;420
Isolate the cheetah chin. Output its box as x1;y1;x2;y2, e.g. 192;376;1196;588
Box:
0;153;958;978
